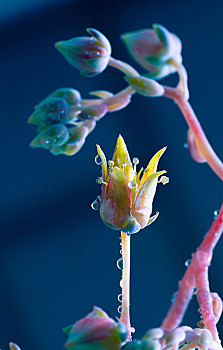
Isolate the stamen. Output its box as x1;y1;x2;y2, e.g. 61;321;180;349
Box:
96;177;107;185
133;157;139;173
159;176;169;185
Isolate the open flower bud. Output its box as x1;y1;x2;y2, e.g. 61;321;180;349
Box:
121;24;182;80
55;28;111;76
125;76;164;97
64;306;127;350
94;135;167;234
28;97;70;126
30;123;69;149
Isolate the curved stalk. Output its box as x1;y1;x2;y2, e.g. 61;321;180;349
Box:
164;87;223;181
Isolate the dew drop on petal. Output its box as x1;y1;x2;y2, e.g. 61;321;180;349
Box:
91;200;99;210
95;154;102;165
184;143;188;149
117;258;123;270
128;181;138;190
185;259;191;267
120;249;123;255
118;294;123;302
120;279;123;288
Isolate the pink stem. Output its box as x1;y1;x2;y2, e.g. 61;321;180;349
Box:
161;204;223;340
164;87;223;180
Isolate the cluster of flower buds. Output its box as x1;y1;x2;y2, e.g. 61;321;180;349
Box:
93;135;168;234
63;306;127;350
124;326;221;350
121;24;182;80
28;88;98;156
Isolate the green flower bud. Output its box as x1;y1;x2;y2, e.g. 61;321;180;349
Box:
55;28;111;77
30;123;69;149
124;76;164;97
28;97;70;126
37;88;81;109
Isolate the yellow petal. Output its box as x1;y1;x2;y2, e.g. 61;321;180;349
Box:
147;211;159;226
96;144;107;181
132;170;166;229
112;135;134;181
140;147;166;184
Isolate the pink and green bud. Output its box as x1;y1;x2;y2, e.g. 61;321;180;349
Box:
28;97;71;126
30;123;69;149
125;76;164;97
121;24;182;80
95;135;167;234
55;28;111;77
51;119;96;156
64;306;127;350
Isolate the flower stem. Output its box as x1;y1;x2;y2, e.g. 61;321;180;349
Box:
119;231;132;341
109;57;140;77
164;88;223;180
161;204;223;341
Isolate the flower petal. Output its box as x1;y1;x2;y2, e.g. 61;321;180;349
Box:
132;170;166;228
96;144;108;181
140;147;166;184
112;135;134;181
147;211;159;226
100;167;131;230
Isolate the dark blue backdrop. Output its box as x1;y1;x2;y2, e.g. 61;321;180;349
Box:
1;0;223;349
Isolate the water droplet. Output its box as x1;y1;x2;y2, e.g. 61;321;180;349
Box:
117;258;123;270
192;287;197;294
120;279;123;288
95;154;102;165
117;305;122;313
122;162;127;169
184;142;188;149
91;200;99;210
213;209;219;219
108;160;114;167
118;294;122;302
120;249;123;255
130;327;136;334
128;181;138;190
185;259;191;267
171;292;178;303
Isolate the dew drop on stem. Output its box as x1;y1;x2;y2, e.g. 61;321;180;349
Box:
91;200;99;210
117;258;123;270
95;154;102;165
185;259;191;267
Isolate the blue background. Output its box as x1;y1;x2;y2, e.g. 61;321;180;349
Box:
1;0;223;349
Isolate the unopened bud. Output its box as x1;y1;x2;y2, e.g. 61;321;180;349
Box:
55;28;111;77
30;123;69;149
28;97;70;126
125;76;164;97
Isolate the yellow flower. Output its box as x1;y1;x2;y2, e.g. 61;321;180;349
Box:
95;135;168;234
